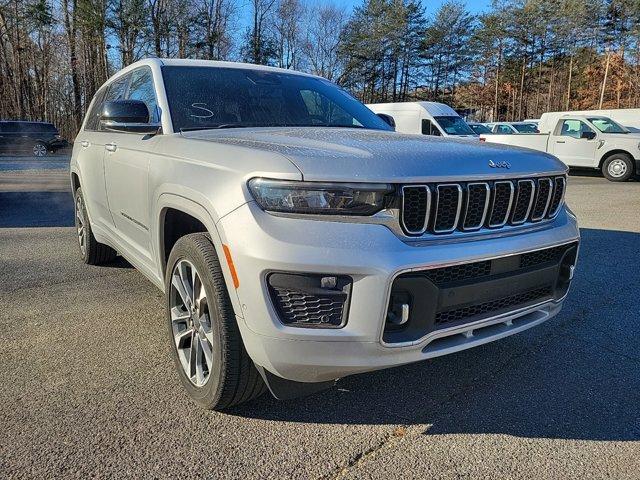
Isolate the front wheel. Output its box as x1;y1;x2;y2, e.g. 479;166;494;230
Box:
602;154;634;182
165;233;265;410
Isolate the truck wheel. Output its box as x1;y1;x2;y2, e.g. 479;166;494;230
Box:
33;142;47;157
74;187;117;264
165;233;265;410
602;154;634;182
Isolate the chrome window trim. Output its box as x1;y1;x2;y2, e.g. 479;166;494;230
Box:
531;178;554;221
433;183;463;233
488;180;515;228
462;182;490;231
511;179;536;225
547;177;566;219
401;185;431;235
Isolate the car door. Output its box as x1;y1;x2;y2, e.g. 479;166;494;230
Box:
0;123;7;152
549;119;598;167
74;81;124;229
103;66;161;264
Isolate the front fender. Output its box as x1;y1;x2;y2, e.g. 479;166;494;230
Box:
152;190;244;316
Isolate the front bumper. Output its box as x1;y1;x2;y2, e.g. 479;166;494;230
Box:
218;202;580;382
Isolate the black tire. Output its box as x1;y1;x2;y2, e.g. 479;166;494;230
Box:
165;233;266;410
74;187;117;264
602;153;634;182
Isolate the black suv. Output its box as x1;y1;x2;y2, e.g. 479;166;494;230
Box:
0;121;68;156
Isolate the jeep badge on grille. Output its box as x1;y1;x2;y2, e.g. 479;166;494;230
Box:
489;160;511;169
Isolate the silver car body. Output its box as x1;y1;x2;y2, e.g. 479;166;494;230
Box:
70;58;580;383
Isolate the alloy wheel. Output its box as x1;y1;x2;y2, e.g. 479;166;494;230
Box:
170;259;214;387
33;143;47;157
75;194;86;255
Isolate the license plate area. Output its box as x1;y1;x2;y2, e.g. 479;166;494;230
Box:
383;242;578;345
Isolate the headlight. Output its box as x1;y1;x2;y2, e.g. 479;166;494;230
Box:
248;178;393;215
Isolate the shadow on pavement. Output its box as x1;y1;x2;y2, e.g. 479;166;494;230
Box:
228;228;640;442
0;191;74;227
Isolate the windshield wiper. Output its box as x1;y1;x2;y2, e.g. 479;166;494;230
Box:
180;124;249;132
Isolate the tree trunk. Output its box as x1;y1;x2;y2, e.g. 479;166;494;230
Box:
599;51;610;109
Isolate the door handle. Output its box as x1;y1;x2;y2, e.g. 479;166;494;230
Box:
556;140;566;144
80;140;89;148
105;143;117;152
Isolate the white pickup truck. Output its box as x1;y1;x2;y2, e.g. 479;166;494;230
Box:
481;115;640;181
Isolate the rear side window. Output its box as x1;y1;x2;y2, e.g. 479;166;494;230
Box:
127;68;159;123
26;123;57;133
85;88;107;131
496;125;513;134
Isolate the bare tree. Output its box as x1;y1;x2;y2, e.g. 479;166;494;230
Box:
301;2;345;80
273;0;303;69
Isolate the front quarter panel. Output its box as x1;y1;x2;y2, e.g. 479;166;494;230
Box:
147;133;303;295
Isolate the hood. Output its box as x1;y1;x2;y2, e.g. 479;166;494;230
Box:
182;127;567;182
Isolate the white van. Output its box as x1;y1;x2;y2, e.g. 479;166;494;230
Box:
366;101;478;139
539;109;640;133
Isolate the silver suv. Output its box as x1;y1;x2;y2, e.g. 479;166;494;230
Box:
70;59;580;410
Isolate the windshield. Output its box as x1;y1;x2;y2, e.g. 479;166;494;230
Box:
587;117;628;134
513;123;539;133
433;116;476;135
469;123;492;134
162;66;391;132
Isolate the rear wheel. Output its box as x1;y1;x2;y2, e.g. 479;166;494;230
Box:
165;233;265;410
33;142;47;157
74;187;117;264
602;154;634;182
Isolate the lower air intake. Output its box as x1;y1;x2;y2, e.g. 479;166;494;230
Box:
267;273;352;328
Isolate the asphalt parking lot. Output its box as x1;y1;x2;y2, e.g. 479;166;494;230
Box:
1;157;639;479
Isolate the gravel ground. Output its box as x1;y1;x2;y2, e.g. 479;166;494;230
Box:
0;162;639;479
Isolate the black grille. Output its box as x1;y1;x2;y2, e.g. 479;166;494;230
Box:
434;185;461;232
267;273;351;328
520;244;568;268
488;181;513;226
424;261;492;286
531;178;553;221
424;242;578;285
547;177;566;217
271;287;346;326
384;242;579;344
463;183;489;230
435;286;552;325
399;176;566;237
401;186;429;234
511;180;534;224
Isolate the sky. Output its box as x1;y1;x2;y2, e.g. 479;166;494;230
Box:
338;0;492;15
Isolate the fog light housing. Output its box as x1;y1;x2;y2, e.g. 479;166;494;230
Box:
267;273;352;328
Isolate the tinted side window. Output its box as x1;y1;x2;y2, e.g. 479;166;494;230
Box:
104;75;130;102
85;88;107;131
497;125;513;134
127;68;159;123
1;122;18;133
421;119;440;136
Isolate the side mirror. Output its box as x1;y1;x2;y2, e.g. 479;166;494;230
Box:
376;113;396;130
581;131;596;140
100;100;160;134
